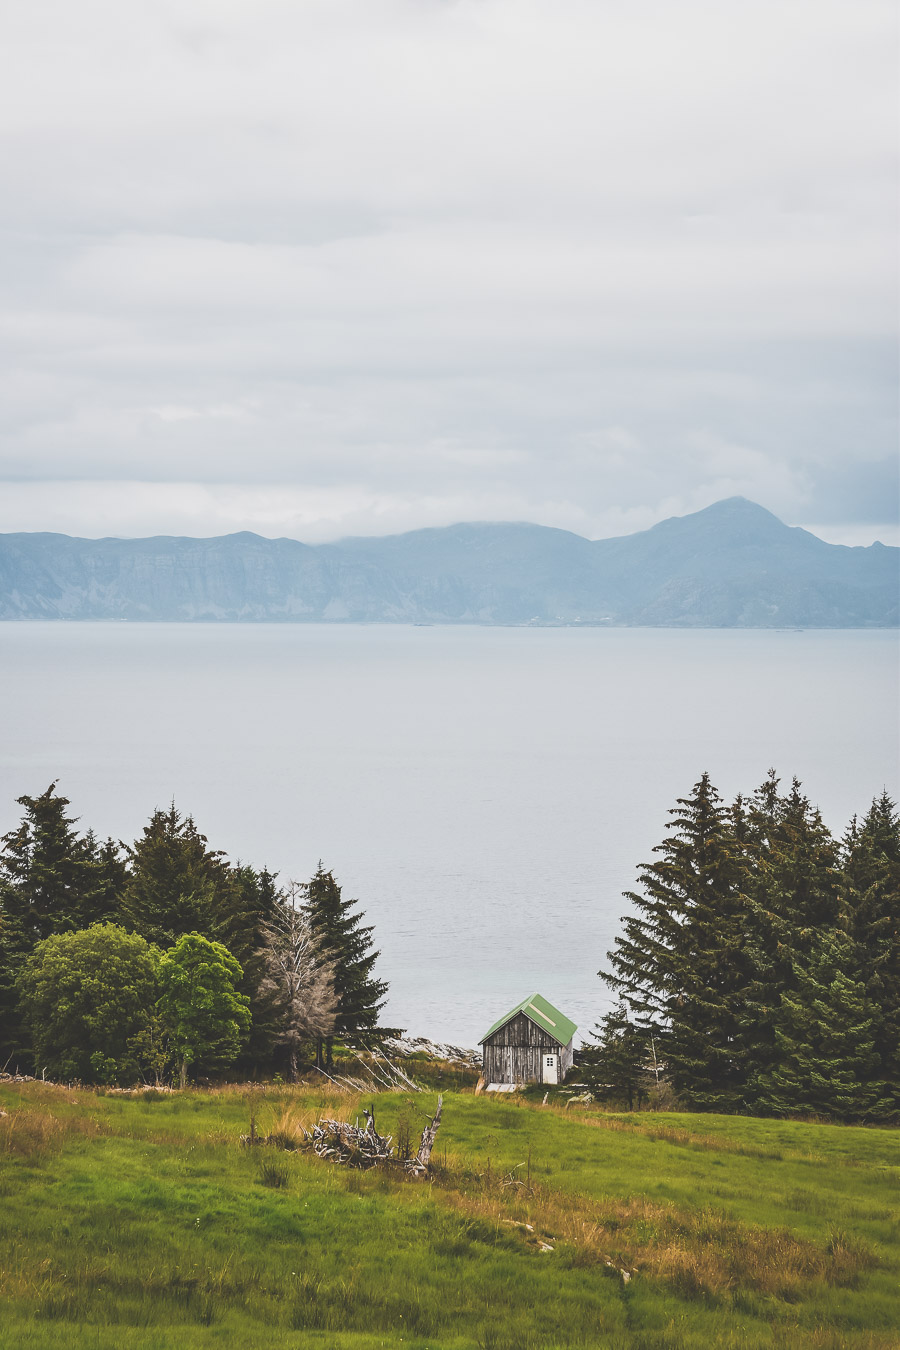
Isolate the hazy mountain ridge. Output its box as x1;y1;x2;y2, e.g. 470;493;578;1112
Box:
0;498;896;627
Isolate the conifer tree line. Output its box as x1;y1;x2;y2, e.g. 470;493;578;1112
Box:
0;784;395;1084
586;772;899;1122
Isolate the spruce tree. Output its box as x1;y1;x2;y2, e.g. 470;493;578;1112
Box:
121;809;288;1074
736;775;845;1095
0;784;105;947
0;784;122;1069
581;1004;652;1110
603;773;750;1109
302;865;391;1068
80;830;128;928
746;930;885;1120
230;865;286;1069
601;772;892;1121
843;793;900;1114
119;805;240;950
0;909;22;1070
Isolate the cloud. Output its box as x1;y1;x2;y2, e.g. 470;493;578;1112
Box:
0;0;895;540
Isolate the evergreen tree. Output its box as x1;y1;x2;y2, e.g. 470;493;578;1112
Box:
746;930;886;1120
0;884;25;1070
0;784;124;1069
121;808;290;1074
231;864;287;1068
603;773;750;1109
747;776;844;937
735;775;846;1094
302;865;391;1068
843;793;900;1113
227;865;282;969
119;805;242;951
0;930;19;1070
80;830;128;928
0;784;107;946
580;1004;652;1110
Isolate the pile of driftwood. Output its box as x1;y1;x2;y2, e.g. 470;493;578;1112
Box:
246;1096;443;1175
305;1097;443;1176
303;1110;394;1169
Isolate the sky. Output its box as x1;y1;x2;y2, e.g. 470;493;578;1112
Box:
0;0;897;546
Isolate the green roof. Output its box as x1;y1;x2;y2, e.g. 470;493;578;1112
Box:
480;993;577;1046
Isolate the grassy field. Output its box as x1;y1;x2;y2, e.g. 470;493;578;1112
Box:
1;1077;898;1349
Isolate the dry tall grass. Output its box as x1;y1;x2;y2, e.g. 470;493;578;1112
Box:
240;1089;882;1302
255;1091;367;1148
253;1095;881;1303
405;1154;878;1299
0;1103;106;1163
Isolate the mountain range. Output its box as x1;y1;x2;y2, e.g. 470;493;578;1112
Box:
0;498;896;627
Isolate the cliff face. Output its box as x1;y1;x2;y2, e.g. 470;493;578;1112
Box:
0;499;896;627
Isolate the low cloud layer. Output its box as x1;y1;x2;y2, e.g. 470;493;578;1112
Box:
1;0;896;542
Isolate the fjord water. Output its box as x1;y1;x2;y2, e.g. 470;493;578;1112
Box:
1;623;897;1046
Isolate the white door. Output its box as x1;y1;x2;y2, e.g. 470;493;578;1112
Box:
543;1053;558;1085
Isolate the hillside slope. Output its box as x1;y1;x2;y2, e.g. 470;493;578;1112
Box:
1;1079;897;1349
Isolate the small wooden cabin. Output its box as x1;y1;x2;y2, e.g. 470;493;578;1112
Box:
480;993;577;1087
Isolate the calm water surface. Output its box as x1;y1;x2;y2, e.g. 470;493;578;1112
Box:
1;624;897;1045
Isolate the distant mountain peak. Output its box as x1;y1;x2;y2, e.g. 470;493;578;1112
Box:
662;497;784;526
0;499;895;626
698;495;778;515
642;496;796;546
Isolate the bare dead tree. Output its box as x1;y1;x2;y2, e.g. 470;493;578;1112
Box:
256;881;337;1080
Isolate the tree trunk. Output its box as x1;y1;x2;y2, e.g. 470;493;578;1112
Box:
288;1047;299;1083
179;1056;188;1089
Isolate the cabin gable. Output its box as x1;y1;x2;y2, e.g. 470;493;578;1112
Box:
482;1010;561;1051
479;993;577;1087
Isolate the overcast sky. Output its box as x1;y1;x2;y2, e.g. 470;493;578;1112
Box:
1;0;896;545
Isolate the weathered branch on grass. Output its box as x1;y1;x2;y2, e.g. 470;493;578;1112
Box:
406;1094;442;1175
313;1052;423;1094
368;1052;422;1093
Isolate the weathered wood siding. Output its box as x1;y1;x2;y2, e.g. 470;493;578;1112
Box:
482;1012;574;1085
483;1042;544;1084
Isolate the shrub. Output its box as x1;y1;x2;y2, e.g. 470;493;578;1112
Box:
17;924;160;1085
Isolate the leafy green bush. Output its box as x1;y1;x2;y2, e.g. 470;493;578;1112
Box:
16;923;160;1085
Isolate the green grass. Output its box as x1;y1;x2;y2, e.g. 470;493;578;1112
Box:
1;1080;897;1349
